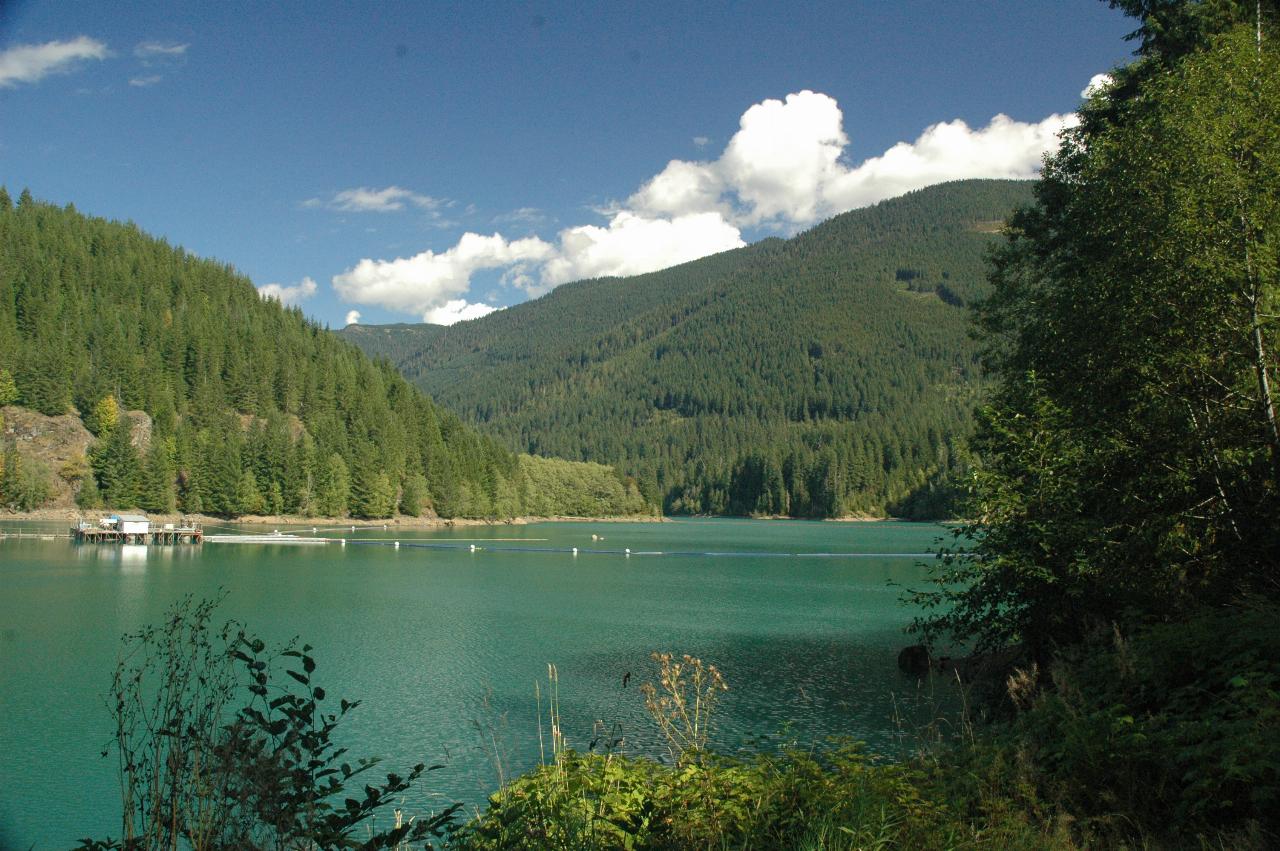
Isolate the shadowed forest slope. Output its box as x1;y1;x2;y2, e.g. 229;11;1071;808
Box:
342;179;1034;517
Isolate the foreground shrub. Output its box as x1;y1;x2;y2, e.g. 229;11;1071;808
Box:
452;742;1072;850
1003;602;1280;842
77;595;458;850
454;652;1065;850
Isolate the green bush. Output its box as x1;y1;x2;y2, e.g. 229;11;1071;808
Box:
452;743;1067;851
77;596;458;850
0;440;51;510
454;652;1065;850
1005;603;1280;840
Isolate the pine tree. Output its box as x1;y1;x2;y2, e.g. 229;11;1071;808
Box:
236;470;265;516
140;437;177;513
399;472;428;517
92;419;142;509
317;453;349;518
0;368;17;406
88;395;121;437
1;441;50;510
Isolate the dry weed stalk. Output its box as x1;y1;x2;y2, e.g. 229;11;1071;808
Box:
640;652;728;764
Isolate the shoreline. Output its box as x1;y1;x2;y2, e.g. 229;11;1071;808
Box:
0;508;951;527
0;507;667;528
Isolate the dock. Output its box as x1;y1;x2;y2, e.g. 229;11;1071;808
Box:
204;532;328;545
71;515;203;545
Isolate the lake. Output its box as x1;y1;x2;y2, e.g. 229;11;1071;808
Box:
0;518;954;849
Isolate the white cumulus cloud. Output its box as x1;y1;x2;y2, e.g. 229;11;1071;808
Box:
424;300;501;325
630;90;1071;229
333;233;553;318
333;85;1085;320
0;36;108;88
1081;73;1113;99
718;90;851;225
821;112;1074;213
344;310;361;326
257;276;317;306
541;211;744;288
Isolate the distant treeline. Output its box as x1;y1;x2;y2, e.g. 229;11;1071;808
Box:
0;192;652;518
343;180;1033;519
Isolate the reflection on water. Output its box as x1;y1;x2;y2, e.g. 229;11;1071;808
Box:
120;544;149;568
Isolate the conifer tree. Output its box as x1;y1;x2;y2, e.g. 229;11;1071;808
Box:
140;437;177;514
236;469;265;516
316;453;350;518
91;420;142;509
918;21;1280;656
0;367;17;406
399;472;428;517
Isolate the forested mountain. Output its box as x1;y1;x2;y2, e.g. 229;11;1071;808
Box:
0;190;651;518
341;179;1033;517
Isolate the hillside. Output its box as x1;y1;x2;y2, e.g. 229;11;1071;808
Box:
0;189;652;519
341;179;1034;517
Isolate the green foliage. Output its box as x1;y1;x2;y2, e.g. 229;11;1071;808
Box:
139;437;176;514
0;193;652;519
87;395;120;437
76;464;102;509
235;469;265;516
1003;604;1280;839
518;455;653;517
76;596;459;850
0;440;52;510
917;25;1280;656
906;9;1280;845
398;471;429;517
456;657;1064;850
455;747;948;851
349;443;396;518
315;452;350;518
90;418;142;510
0;367;17;406
342;180;1033;519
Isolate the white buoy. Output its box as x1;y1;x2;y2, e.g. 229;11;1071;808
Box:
394;541;400;549
312;527;317;534
351;525;356;532
470;544;476;552
341;538;347;546
572;547;578;556
625;548;631;557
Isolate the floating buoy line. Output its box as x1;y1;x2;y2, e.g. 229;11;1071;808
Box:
201;533;936;559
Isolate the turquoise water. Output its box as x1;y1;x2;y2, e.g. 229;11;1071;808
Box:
0;518;952;848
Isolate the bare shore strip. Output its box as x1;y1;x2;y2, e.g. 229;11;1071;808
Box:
0;507;667;528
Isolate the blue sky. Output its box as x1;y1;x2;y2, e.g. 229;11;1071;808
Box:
0;1;1134;328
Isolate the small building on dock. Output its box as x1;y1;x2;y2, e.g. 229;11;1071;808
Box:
114;514;151;536
73;514;203;546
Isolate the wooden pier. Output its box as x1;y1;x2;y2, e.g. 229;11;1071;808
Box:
71;516;203;546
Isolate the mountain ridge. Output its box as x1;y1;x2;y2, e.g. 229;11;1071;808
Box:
341;179;1035;518
0;189;652;519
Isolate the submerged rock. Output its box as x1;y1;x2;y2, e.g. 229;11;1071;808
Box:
897;643;932;675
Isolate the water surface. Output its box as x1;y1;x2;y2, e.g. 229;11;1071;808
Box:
0;518;952;849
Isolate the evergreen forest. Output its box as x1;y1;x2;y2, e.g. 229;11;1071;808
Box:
342;179;1033;519
0;194;651;519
